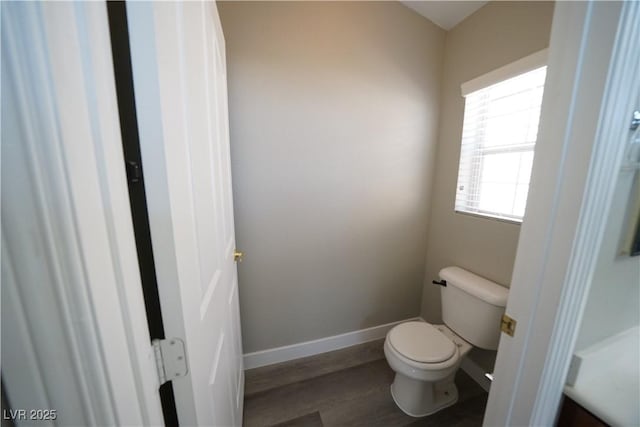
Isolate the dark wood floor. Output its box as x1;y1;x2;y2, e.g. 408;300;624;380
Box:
243;339;488;427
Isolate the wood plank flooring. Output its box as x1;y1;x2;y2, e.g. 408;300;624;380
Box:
243;339;488;427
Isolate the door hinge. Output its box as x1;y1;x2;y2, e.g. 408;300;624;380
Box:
500;314;517;337
152;338;188;386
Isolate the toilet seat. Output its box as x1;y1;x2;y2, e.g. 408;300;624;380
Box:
388;321;456;364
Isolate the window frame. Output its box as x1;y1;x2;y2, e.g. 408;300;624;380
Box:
455;50;548;223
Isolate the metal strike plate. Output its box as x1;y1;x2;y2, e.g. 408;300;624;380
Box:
501;314;517;337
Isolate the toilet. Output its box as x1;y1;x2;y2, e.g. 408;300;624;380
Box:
384;266;509;417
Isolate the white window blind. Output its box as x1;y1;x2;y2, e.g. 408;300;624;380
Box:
455;65;547;222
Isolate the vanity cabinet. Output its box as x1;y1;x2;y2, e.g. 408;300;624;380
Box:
556;396;608;427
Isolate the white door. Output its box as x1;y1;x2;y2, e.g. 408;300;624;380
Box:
126;2;244;426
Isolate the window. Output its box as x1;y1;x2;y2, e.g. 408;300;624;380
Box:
455;58;547;223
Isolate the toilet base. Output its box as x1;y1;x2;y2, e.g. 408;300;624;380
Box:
389;372;459;417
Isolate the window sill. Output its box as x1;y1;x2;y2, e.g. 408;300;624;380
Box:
454;210;523;225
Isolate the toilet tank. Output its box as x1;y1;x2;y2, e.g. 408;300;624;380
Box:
440;266;509;350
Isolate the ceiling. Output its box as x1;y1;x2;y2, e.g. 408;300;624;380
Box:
399;1;488;30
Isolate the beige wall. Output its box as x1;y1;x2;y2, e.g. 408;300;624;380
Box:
218;1;445;353
421;2;555;332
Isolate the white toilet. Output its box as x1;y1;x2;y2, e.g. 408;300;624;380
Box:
384;266;509;417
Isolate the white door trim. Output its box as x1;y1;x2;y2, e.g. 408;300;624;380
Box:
2;2;163;425
530;2;639;423
125;2;199;423
484;1;639;425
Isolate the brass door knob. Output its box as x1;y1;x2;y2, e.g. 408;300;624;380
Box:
234;250;244;263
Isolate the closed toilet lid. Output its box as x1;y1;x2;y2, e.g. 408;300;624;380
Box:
389;322;456;363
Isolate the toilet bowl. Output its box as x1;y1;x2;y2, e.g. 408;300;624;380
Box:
383;266;509;417
384;321;472;417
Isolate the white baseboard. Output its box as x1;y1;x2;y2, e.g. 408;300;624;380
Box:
243;317;420;370
460;357;492;392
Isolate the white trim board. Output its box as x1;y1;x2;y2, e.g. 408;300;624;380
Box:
243;318;420;370
461;48;548;97
1;3;163;424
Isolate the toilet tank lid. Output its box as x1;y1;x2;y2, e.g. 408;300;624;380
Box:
440;266;509;307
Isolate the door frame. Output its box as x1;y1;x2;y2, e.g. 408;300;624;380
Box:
1;1;164;424
484;1;640;425
106;2;180;425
